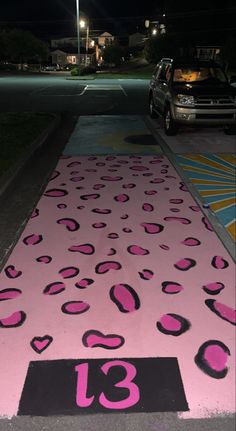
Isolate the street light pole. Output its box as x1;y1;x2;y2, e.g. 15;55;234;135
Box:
75;0;80;65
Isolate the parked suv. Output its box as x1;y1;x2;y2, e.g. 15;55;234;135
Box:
149;58;236;135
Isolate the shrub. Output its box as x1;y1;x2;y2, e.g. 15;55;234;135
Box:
71;66;80;76
79;65;97;75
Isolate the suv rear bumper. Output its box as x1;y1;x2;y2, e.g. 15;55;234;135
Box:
172;105;236;125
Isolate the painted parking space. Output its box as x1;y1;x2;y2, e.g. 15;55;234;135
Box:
176;154;236;241
64;116;162;155
0;155;235;419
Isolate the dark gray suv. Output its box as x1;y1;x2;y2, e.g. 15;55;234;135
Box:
149;58;236;135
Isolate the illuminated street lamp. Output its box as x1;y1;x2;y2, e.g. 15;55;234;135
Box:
80;19;89;65
152;28;158;36
75;0;80;64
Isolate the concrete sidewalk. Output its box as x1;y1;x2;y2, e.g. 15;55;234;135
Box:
0;115;235;430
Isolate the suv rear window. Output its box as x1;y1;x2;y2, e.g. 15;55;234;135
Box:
173;66;227;84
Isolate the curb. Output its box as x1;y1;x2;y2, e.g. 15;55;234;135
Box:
65;75;95;80
0;113;61;198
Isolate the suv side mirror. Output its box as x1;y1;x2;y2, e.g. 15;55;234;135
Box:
229;75;236;84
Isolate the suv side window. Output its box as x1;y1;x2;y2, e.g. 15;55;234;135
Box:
158;63;171;81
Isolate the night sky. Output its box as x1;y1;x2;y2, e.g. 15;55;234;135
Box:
0;0;235;40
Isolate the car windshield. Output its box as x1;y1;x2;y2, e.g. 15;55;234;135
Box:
173;66;227;84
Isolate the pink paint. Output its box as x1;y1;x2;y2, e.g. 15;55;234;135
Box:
36;255;52;264
68;244;95;254
0;289;22;301
212;256;229;269
174;258;196;271
160;314;181;331
162;282;183;294
202;216;214;231
100;176;123;181
80;193;100;200
30;335;53;354
110;284;140;313
95;261;121;274
75;278;94;288
159;244;170;250
44;189;68;197
139;269;153;280
170;199;183;204
70;176;84;182
23;234;43;245
114;194;129;202
164;217;191;224
4;265;22;279
202;282;225;295
99;360;140;409
43;282;66;295
62;301;90;315
182;237;201;246
127;245;149;255
31;208;39;218
141;222;164;234
130;166;148;171
214;302;236;325
142;203;154;212
0;311;26;328
57;218;80;231
204;345;228;372
82;330;124;349
150;178;165;183
59;267;80;279
0;155;235;419
92;222;106;228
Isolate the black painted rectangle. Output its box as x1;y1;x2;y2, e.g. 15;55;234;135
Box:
18;357;188;416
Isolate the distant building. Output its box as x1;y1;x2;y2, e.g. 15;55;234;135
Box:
196;46;221;62
98;32;115;47
129;32;146;48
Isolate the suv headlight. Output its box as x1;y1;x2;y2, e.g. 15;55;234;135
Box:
176;94;195;106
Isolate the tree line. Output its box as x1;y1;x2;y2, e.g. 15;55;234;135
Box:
0;29;49;68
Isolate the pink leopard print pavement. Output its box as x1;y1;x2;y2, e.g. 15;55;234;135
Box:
0;155;235;418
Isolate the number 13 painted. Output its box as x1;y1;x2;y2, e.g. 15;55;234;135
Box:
75;360;140;409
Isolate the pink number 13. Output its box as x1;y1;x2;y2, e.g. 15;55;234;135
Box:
75;360;140;410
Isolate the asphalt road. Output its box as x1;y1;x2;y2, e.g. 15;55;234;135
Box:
0;74;149;114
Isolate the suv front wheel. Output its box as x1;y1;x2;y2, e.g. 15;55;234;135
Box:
164;106;178;136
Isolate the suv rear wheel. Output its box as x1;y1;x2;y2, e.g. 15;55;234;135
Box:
164;106;178;136
149;94;158;118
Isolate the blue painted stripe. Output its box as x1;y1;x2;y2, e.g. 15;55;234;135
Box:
203;192;236;203
214;204;236;225
196;184;236;191
186;172;234;183
177;157;235;177
201;154;236;170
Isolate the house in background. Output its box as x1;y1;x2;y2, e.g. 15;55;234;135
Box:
129;32;146;48
50;31;116;67
98;32;115;48
196;46;221;62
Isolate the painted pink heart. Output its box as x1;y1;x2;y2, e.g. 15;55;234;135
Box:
30;335;53;353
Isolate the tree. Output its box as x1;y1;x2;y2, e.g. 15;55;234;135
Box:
4;29;49;68
144;34;179;64
220;36;236;71
102;44;125;66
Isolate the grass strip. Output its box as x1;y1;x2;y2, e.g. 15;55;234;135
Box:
0;112;54;177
